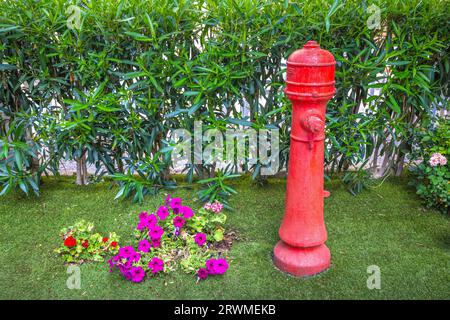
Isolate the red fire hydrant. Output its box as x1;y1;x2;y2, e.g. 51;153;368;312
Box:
273;40;335;277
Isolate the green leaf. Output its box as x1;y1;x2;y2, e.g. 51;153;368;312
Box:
124;31;152;42
166;109;188;118
18;180;29;195
64;99;88;111
0;183;11;196
27;177;40;196
14;149;23;169
188;99;204;115
213;229;224;242
149;76;163;93
183;91;200;97
387;96;401;114
325;0;343;32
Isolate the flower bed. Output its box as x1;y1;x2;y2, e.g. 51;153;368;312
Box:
108;197;231;282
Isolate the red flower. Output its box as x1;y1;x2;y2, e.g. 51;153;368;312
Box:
64;236;76;248
111;241;118;247
102;237;109;243
82;240;89;248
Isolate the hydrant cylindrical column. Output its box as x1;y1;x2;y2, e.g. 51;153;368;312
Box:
273;40;335;277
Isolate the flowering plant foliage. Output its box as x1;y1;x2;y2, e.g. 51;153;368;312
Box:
411;153;449;214
55;220;120;263
108;196;230;282
410;120;449;213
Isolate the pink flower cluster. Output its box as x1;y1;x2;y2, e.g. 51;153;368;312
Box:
108;195;200;283
429;153;447;167
137;212;163;248
197;258;229;281
107;246;164;283
203;200;224;213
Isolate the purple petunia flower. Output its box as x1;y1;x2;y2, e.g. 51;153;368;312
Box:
119;265;132;280
205;258;228;275
130;266;146;283
118;246;134;258
144;214;158;228
137;239;151;253
156;206;169;220
181;206;194;219
149;225;164;240
148;257;164;274
215;258;229;275
172;205;182;215
136;221;146;231
151;238;161;248
205;259;217;275
139;211;148;220
194;233;207;246
122;259;132;269
173;216;185;228
129;251;141;262
170;197;182;209
197;268;208;280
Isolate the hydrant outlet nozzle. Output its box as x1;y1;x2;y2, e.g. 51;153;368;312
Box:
305;115;324;133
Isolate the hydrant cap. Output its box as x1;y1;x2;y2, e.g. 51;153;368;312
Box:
287;41;336;67
285;40;336;100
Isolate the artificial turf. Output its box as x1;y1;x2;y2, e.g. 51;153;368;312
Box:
0;176;448;299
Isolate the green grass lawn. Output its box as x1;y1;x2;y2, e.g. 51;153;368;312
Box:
0;176;448;300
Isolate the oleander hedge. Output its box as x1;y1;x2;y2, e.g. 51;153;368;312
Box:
0;0;448;199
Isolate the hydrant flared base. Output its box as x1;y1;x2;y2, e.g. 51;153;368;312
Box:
273;241;330;277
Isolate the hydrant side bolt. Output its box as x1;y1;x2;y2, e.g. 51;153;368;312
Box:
273;40;336;277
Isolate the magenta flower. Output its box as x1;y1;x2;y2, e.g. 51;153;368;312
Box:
172;205;182;214
122;259;132;269
197;268;208;280
181;206;194;219
215;258;229;274
136;221;146;231
139;211;148;220
157;206;169;220
148;257;164;274
170;197;182;209
173;216;185;228
149;225;164;240
130;251;141;262
205;259;217;274
130;266;146;283
151;238;161;248
194;233;207;246
121;267;132;281
118;246;134;258
144;214;158;228
138;239;151;253
108;255;121;272
205;258;228;275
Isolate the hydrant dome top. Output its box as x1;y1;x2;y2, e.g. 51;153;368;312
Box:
284;40;336;101
287;41;336;66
